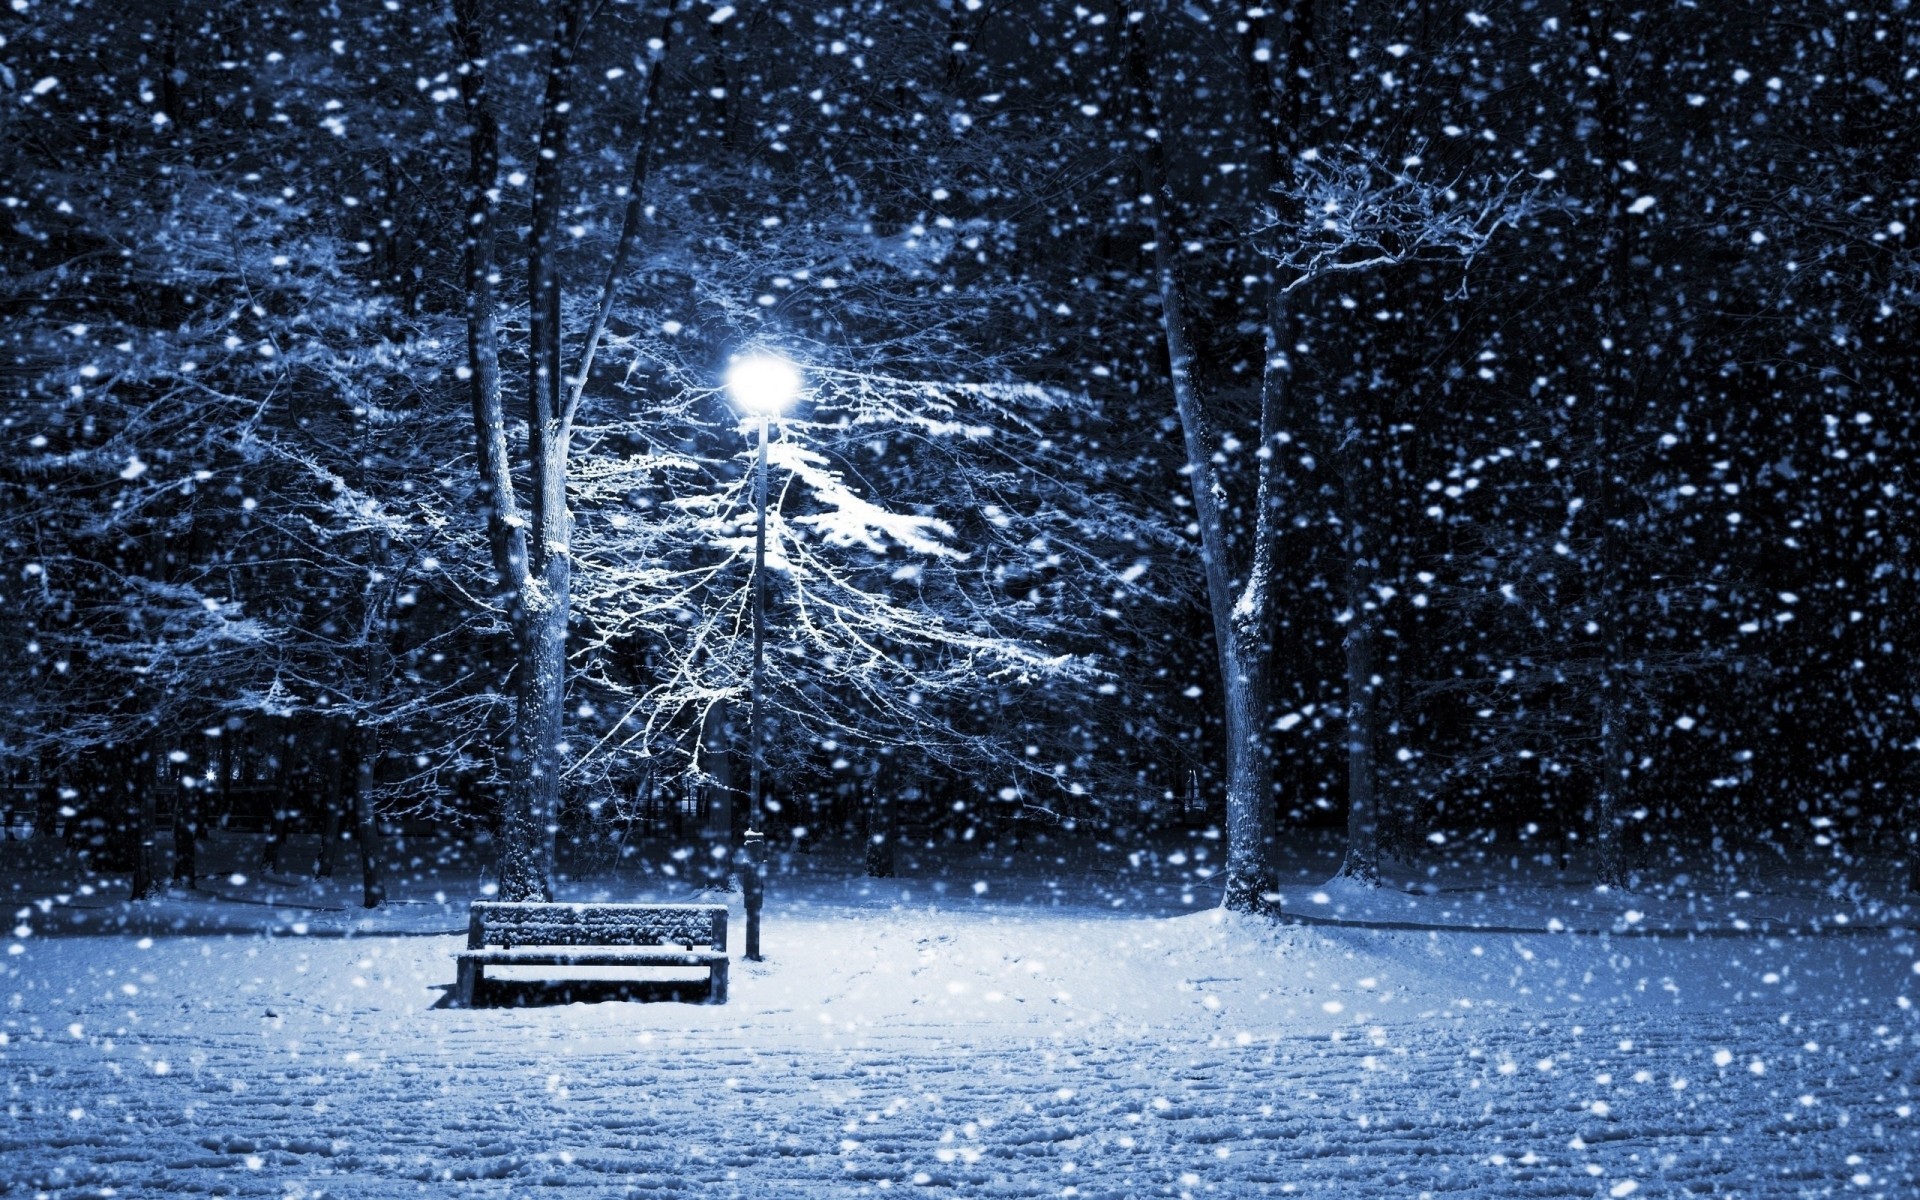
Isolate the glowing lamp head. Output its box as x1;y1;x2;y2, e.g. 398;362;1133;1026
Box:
725;354;803;417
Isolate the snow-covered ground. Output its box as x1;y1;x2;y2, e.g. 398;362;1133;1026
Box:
4;830;1916;1197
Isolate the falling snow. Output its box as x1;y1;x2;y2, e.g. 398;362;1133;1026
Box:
5;0;1919;1195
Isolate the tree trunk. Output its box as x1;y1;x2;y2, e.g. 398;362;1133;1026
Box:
452;0;527;594
351;723;385;909
312;725;343;879
864;761;895;878
170;778;198;888
1151;228;1276;913
457;0;657;903
220;731;236;812
1593;694;1628;886
455;0;534;899
1582;3;1642;893
1907;811;1919;896
263;806;286;872
263;732;289;871
498;591;566;900
312;785;338;879
127;750;159;901
1339;520;1380;885
1375;650;1416;863
1130;0;1280;915
95;747;137;874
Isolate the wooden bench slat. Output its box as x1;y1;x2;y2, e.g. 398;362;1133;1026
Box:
466;901;727;951
455;948;726;968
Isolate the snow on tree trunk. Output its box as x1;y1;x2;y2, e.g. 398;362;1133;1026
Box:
453;0;528;602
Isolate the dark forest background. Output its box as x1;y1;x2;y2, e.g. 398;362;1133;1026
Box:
3;0;1916;902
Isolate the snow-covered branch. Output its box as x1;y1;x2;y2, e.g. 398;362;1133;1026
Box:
1259;149;1545;293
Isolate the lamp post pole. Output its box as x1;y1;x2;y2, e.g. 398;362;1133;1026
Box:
725;351;798;964
743;408;769;961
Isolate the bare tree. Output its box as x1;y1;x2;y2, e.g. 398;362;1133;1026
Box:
1127;0;1284;912
452;0;671;900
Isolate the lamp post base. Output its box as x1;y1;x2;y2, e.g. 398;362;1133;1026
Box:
740;829;766;961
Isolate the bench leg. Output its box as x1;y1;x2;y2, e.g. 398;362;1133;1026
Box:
455;958;481;1008
708;958;728;1005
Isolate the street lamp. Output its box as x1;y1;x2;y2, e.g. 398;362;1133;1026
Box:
724;352;802;962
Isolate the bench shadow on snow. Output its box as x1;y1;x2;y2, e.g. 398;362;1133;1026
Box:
431;976;716;1010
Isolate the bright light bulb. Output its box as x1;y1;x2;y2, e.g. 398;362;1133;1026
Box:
725;354;803;416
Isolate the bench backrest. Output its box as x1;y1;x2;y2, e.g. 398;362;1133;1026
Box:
468;902;727;952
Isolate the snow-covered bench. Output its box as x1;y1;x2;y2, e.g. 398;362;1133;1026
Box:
453;901;729;1006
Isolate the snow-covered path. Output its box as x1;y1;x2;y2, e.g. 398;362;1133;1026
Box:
7;1006;1913;1198
5;909;1914;1197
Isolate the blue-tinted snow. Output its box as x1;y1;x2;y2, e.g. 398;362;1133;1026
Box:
3;830;1914;1196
